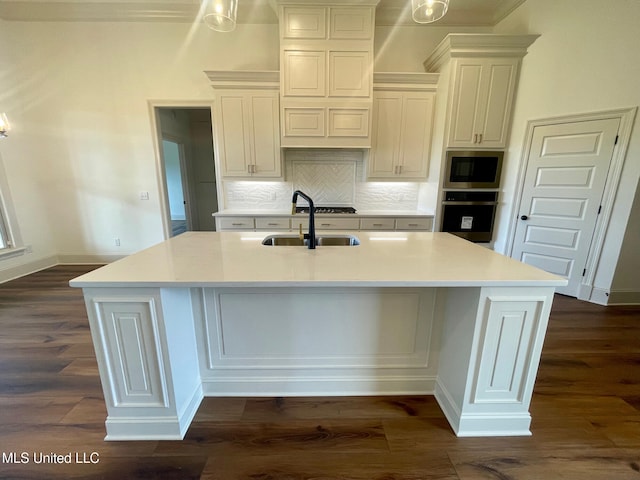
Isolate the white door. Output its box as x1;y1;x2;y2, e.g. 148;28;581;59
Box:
511;118;620;297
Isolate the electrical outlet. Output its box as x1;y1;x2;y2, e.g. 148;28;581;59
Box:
114;238;121;247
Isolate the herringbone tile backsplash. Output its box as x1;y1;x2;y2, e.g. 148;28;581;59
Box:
224;149;425;211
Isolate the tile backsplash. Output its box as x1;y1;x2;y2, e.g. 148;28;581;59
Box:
223;149;430;212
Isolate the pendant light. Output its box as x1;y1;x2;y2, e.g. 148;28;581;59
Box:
203;0;238;32
411;0;449;24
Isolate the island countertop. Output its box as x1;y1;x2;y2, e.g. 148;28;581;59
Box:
69;231;567;288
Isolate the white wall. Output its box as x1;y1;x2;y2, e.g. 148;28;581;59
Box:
0;20;279;274
494;0;640;302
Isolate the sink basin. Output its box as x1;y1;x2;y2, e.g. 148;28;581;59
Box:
262;234;360;246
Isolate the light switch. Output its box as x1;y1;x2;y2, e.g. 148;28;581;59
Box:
140;191;150;200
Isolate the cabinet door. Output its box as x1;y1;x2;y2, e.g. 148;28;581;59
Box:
448;58;519;149
215;94;250;176
283;107;326;137
448;62;484;147
398;92;434;177
283;50;326;97
368;92;402;178
249;93;281;177
477;59;518;148
328;51;371;97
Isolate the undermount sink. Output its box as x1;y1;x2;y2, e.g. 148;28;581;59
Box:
262;234;360;247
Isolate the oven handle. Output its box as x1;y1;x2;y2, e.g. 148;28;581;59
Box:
442;201;498;205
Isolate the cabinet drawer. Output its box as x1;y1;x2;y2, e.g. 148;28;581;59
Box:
218;217;255;230
395;217;433;231
255;217;291;230
294;217;360;230
360;218;395;230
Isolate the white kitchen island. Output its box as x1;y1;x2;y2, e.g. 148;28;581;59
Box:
69;231;566;440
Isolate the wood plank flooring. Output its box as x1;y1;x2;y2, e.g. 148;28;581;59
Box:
0;265;639;479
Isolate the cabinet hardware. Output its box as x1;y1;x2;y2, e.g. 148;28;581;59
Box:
373;223;383;227
473;133;478;143
520;215;528;221
267;223;279;226
231;223;245;226
408;223;419;227
320;223;332;227
478;133;483;143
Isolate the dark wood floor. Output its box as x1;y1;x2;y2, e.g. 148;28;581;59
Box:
0;265;639;479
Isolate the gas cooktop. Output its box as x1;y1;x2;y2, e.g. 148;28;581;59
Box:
295;206;357;214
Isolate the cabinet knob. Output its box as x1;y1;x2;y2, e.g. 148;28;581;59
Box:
520;215;529;221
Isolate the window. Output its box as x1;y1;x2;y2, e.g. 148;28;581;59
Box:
0;206;10;249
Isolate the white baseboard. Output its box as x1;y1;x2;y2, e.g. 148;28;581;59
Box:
202;376;436;397
607;289;640;305
0;255;59;284
435;379;532;437
57;254;124;264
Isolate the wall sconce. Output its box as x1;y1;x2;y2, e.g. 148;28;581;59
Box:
203;0;238;32
0;113;9;138
411;0;449;24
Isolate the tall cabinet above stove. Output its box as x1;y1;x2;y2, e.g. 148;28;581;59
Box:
277;0;379;148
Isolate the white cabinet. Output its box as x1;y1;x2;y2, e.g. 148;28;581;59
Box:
424;34;539;151
279;4;375;148
368;75;437;179
448;58;518;149
213;90;281;178
215;214;434;232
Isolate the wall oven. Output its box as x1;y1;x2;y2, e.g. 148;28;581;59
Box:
441;191;498;243
444;150;504;189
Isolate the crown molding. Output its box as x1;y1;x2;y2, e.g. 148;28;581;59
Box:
423;33;540;72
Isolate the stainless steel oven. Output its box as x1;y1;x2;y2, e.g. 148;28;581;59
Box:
441;191;498;243
444;150;504;189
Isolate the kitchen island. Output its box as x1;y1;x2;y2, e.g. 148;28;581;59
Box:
70;231;566;440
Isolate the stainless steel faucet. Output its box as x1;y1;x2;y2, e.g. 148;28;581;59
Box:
291;190;316;249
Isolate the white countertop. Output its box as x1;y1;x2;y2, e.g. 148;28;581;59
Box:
69;232;567;288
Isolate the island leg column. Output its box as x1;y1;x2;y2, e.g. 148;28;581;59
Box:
81;287;203;440
434;286;555;437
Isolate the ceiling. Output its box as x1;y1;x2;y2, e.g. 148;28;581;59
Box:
0;0;526;26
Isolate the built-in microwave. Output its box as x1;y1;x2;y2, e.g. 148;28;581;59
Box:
443;150;504;189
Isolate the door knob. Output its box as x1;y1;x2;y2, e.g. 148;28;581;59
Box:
520;215;529;220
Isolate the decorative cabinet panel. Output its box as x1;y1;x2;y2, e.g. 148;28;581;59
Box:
279;3;376;148
368;90;435;179
281;6;326;39
328;51;371;97
448;58;518;149
213;87;281;178
283;50;326;97
92;296;169;409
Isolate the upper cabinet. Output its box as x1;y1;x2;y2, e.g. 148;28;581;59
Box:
368;73;438;179
278;2;378;148
424;34;539;150
207;71;282;178
447;58;518;149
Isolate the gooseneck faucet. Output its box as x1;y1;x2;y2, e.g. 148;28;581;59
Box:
291;190;316;249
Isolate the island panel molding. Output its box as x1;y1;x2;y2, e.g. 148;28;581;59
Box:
71;232;566;440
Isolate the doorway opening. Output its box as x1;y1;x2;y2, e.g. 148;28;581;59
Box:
155;107;218;237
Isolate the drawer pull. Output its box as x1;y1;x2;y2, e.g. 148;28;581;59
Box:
267;223;279;226
408;223;419;227
231;223;245;226
320;223;332;227
373;223;383;227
